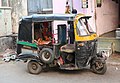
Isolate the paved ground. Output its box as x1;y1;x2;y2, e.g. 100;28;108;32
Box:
0;52;120;83
0;61;120;83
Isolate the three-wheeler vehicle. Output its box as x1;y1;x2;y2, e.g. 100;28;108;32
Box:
17;13;107;75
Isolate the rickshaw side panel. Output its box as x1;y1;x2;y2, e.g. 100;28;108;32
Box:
18;20;32;43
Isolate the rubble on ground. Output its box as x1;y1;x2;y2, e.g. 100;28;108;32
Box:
2;49;16;62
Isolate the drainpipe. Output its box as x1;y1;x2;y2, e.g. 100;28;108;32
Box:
118;0;120;28
94;0;98;36
70;0;73;11
68;0;73;13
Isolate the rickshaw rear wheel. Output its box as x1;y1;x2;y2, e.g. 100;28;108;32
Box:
27;60;42;74
91;60;107;75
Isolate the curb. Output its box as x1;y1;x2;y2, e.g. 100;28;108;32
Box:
107;62;120;66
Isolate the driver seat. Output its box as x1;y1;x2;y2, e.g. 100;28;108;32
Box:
60;44;75;53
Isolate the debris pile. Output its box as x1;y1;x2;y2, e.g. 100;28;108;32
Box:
2;49;16;62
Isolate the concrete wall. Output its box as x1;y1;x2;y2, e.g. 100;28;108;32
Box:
96;0;119;36
0;37;13;51
0;7;12;36
10;0;28;33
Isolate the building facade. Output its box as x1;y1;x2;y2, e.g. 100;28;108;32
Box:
0;0;119;36
95;0;119;36
72;0;119;36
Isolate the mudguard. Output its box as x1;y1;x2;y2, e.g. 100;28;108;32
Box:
91;57;106;66
16;53;39;60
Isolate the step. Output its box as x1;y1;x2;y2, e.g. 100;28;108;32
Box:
97;37;114;57
97;47;112;57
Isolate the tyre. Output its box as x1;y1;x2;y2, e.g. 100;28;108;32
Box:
91;60;107;75
27;60;42;74
39;48;54;64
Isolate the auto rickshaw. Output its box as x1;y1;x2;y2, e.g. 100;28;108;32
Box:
17;13;107;75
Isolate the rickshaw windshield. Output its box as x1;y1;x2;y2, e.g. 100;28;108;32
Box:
76;18;94;36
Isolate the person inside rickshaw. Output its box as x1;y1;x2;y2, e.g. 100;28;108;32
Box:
34;22;52;45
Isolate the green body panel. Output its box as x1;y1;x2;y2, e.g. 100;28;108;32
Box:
17;41;37;48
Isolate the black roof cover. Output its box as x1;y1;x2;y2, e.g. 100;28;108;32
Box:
21;14;76;22
18;14;76;42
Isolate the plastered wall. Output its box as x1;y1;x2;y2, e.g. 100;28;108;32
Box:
96;0;119;36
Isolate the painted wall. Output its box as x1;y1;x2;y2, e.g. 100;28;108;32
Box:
52;0;97;42
73;0;96;32
0;0;1;7
53;0;66;14
0;0;118;36
53;0;67;43
96;0;119;36
0;7;12;36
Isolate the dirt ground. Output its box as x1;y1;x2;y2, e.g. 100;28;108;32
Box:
107;52;120;64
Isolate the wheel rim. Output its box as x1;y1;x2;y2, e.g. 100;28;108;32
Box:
42;51;51;61
28;61;42;74
95;61;104;71
31;63;38;70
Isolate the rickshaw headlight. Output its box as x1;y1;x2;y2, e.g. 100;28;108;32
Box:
91;42;94;46
77;47;80;50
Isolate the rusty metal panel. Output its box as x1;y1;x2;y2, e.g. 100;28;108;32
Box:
0;7;12;36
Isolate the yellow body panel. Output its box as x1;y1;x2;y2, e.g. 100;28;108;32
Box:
75;33;97;41
75;13;85;20
74;14;97;41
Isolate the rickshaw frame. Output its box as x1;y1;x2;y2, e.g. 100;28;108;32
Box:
17;13;107;75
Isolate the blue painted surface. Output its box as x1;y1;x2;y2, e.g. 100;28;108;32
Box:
28;0;53;15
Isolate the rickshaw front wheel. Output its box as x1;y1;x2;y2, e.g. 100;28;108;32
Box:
91;60;107;75
27;60;42;74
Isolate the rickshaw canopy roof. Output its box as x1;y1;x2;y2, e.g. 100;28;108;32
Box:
18;13;91;43
21;14;77;22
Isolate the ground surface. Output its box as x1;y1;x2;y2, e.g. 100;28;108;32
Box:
108;52;120;62
0;52;120;83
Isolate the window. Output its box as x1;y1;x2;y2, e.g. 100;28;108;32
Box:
76;20;89;36
28;0;53;15
82;0;88;8
96;0;102;7
76;18;95;36
41;0;53;10
112;0;119;3
1;0;8;6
